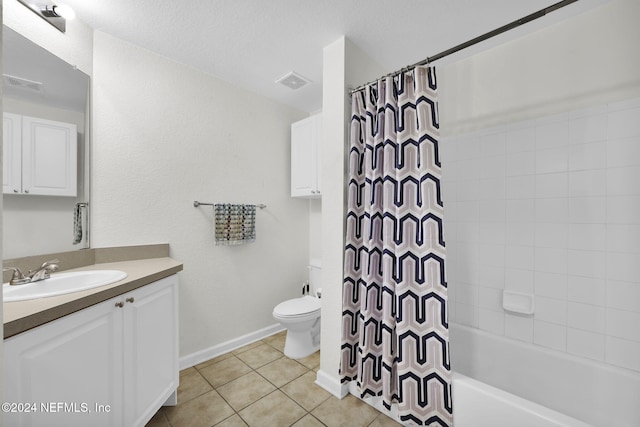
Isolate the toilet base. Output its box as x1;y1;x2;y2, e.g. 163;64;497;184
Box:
283;318;321;359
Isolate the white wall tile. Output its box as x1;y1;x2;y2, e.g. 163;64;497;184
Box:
505;313;534;343
456;302;479;328
478;266;505;289
478;199;505;223
535;222;568;249
606;280;640;312
568;223;606;251
606;196;640;224
506;175;535;199
535;272;567;299
535;296;567;325
607;166;640;196
568;169;606;197
478;243;505;268
569;115;607;146
567;328;605;361
536;198;569;223
479;156;506;179
535;119;569;149
505;245;534;270
568;250;606;279
505;268;534;293
506;222;534;246
507;199;535;223
506;152;535;176
457;201;479;222
606;224;640;254
478;223;506;245
535;172;568;198
536;147;569;174
505;126;535;153
479;132;506;157
606;136;640;168
534;320;567;351
567;275;606;306
479;308;505;335
457;283;479;306
568;197;606;224
607;252;640;283
606;308;640;342
479;286;504;311
606;336;640;371
535;247;568;274
607;106;640;140
568;302;606;333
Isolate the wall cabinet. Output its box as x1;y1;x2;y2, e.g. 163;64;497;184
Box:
3;275;179;427
3;113;77;196
291;113;322;198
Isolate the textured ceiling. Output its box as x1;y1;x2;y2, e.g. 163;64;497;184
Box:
56;0;609;113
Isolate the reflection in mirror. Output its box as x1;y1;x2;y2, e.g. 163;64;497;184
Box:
2;26;90;259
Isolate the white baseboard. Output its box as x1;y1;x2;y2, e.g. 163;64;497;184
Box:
315;369;349;399
180;323;285;370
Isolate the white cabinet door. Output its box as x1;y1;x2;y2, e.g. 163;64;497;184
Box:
4;297;124;427
3;112;23;194
22;115;77;196
123;276;179;427
3;275;179;427
291;113;322;198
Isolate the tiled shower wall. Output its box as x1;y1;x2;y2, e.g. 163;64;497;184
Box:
441;97;640;373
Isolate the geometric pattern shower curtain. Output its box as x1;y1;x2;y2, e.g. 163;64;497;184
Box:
341;66;452;426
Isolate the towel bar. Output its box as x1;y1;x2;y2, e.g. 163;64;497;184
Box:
193;201;266;209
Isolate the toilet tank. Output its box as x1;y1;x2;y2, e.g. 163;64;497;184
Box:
308;261;321;294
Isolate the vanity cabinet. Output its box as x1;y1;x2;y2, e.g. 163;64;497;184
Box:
2;112;78;196
291;113;322;198
3;275;179;427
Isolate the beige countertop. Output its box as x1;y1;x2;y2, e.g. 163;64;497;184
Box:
4;257;183;339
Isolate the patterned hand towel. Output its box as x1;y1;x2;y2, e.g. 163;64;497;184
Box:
73;203;83;244
214;204;256;245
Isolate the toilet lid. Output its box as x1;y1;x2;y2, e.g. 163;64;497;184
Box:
274;296;321;317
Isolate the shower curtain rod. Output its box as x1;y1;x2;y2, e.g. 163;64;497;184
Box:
349;0;578;95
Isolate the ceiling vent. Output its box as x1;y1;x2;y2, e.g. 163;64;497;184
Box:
3;74;44;93
276;71;311;90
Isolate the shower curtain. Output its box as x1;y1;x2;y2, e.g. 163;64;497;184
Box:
341;66;452;426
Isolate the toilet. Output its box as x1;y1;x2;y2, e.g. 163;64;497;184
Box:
273;264;321;359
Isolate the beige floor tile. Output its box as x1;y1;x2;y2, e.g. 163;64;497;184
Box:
217;371;277;411
144;409;170;427
238;390;307;427
262;331;287;352
214;414;249;426
235;343;283;369
177;369;213;403
297;351;320;371
179;366;197;378
195;352;234;370
369;413;403;426
164;390;235;427
281;371;331;411
291;413;326;427
256;356;309;387
199;356;252;388
232;340;264;355
311;394;380;427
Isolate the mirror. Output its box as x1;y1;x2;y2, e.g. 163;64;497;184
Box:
2;25;90;259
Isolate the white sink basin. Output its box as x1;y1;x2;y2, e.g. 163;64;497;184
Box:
3;270;128;302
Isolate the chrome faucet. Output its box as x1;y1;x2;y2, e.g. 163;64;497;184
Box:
3;259;60;286
27;259;60;282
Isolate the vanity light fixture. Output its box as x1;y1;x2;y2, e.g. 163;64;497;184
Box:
17;0;76;33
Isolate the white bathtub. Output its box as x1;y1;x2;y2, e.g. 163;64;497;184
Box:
450;323;640;427
352;324;640;426
453;373;589;427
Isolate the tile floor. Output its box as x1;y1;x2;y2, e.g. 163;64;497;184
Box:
146;331;401;427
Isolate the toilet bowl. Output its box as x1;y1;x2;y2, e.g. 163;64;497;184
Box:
273;295;321;359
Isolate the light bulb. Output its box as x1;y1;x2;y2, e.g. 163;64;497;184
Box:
53;4;75;20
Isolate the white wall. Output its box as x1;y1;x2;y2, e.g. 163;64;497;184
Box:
437;0;640;391
317;36;385;395
91;32;309;357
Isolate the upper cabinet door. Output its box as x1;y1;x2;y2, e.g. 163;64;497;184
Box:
291;113;321;198
21;115;78;196
3;113;23;195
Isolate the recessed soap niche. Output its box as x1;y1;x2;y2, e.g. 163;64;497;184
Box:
502;290;535;315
